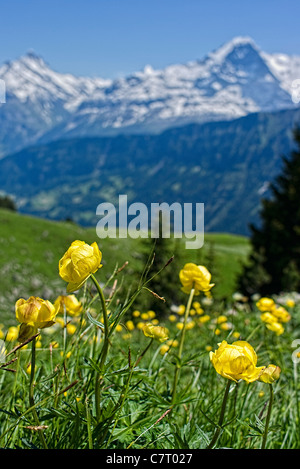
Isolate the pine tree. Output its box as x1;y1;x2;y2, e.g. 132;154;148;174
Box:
0;195;16;211
238;127;300;296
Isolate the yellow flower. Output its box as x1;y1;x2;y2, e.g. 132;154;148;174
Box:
220;322;232;331
167;339;179;348
199;314;210;323
179;263;214;295
26;364;35;375
260;311;285;335
216;315;227;324
259;364;281;384
15;296;58;331
176;322;184;330
125;320;135;331
66;323;77;335
232;331;241;339
143;323;169;342
209;340;265;383
147;310;156;319
185;320;195;330
54;295;83;316
266;321;284;336
260;312;278;324
285;299;295;308
256;297;276;312
136;321;145;330
159;344;170;355
59;240;102;292
6;326;19;342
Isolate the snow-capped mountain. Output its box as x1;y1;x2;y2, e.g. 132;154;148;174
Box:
0;36;299;156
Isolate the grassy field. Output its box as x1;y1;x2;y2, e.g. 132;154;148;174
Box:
0;208;250;324
1;208;298;450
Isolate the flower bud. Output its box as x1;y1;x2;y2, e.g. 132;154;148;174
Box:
259;364;281;384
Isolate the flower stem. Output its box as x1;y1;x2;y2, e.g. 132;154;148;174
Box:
261;384;274;449
206;379;231;449
29;337;48;449
90;274;110;422
171;287;195;406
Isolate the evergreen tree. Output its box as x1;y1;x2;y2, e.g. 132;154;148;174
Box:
238;128;300;296
0;195;16;211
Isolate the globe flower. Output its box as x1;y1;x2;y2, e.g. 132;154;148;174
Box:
259;364;281;384
272;306;291;323
256;297;276;312
265;321;285;336
16;296;58;330
179;263;214;295
260;307;289;336
285;298;295;308
209;340;265;383
15;296;58;342
6;326;19;342
54;294;83;316
59;240;102;292
260;312;278;324
143;323;169;342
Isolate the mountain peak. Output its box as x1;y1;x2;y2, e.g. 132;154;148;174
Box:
0;36;298;158
208;36;260;63
18;50;49;68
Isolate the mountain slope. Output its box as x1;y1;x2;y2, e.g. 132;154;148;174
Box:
0;37;298;156
1;106;299;235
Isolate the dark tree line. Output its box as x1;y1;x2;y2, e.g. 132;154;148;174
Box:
238;127;300;296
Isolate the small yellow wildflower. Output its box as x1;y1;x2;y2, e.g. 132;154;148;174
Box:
159;344;170;355
199;314;210;323
66;323;77;335
143;323;169;342
176;322;184;330
256;297;276;312
125;320;135;332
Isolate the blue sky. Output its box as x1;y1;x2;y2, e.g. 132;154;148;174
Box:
1;0;299;78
